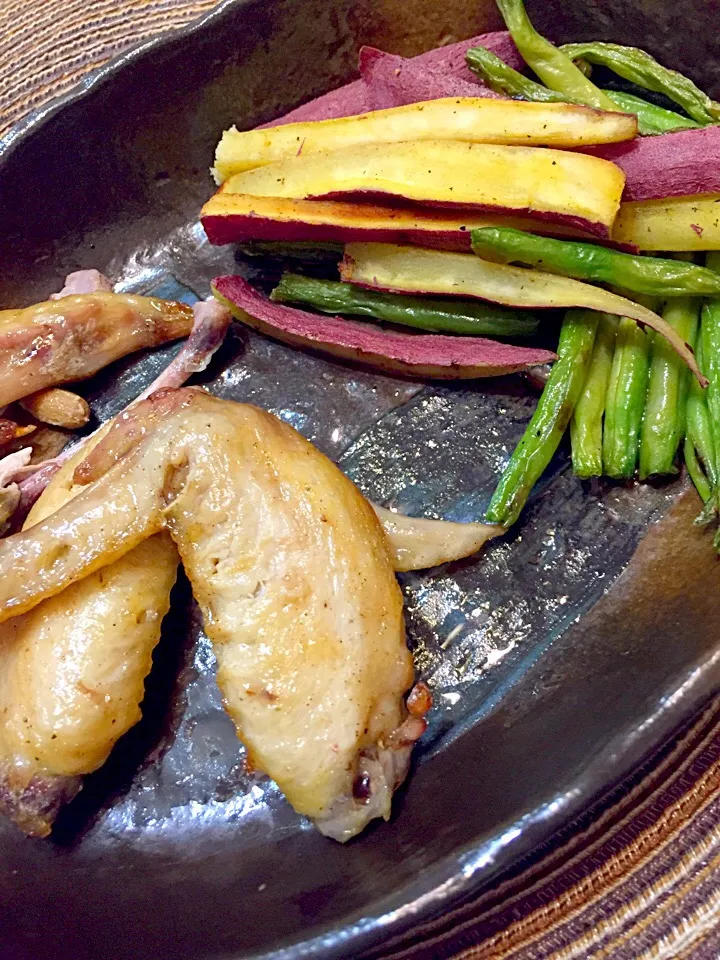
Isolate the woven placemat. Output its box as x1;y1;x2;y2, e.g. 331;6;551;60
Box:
1;2;719;957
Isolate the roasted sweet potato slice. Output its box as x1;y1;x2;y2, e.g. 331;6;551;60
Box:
222;140;626;238
213;98;636;181
613;194;720;250
340;243;703;381
201;191;607;249
211;275;556;379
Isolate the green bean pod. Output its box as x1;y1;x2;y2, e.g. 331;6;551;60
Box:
465;46;576;103
602;90;700;135
571;314;618;478
639;292;701;478
603;312;653;479
700;252;720;490
486;309;599;527
270;273;540;338
560;41;720;124
239;240;344;260
684;437;712;504
685;332;717;493
471;227;720;298
464;47;698;135
494;0;617;110
681;327;720;538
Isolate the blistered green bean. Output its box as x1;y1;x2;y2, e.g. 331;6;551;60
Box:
486;309;598;527
571;314;618;478
700;252;720;500
465;46;697;135
271;273;540;338
560;41;720;124
494;0;617;110
466;46;576;103
602;90;700;135
685;330;717;485
603;315;653;479
639;292;700;478
471;227;720;298
239;240;344;260
684;437;712;503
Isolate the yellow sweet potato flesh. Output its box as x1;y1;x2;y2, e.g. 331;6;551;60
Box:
340;243;703;382
613;193;720;250
222;140;626;238
213;97;637;181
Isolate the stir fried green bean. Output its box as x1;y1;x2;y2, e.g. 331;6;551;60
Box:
603;311;653;479
494;0;617;110
602;90;700;134
465;46;697;135
470;227;720;297
700;252;720;505
270;273;540;338
639;291;701;478
466;46;576;103
685;437;712;503
685;333;717;501
571;315;618;478
486;309;599;527
560;41;720;124
239;240;344;260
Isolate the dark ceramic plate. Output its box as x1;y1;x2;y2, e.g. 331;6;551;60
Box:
2;1;720;958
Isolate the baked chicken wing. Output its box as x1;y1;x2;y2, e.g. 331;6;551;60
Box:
0;388;424;840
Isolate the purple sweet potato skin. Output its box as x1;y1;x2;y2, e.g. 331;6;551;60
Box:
202;212;473;250
262;31;521;127
591;127;720;202
202;210;635;251
261;79;370;128
414;30;524;79
212;275;555;378
359;47;502;110
309;191;611;239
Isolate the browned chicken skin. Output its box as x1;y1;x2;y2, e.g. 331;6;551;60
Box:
0;294;233;836
0;428;180;836
0;388;423;840
0;292;194;407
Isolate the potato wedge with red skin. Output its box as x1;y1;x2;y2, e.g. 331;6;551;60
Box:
201;192;609;250
211;276;556;379
340;243;704;383
223;140;626;239
213;98;636;181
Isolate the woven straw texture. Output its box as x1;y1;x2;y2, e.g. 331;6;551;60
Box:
1;2;719;957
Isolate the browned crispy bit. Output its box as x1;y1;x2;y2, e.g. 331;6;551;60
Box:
406;681;432;717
